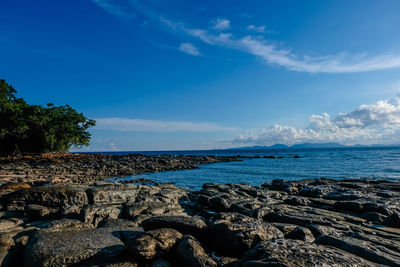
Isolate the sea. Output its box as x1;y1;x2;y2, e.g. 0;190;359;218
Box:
103;147;400;190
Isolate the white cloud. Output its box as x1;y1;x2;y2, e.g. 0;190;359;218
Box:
92;0;135;19
225;93;400;146
247;25;266;33
212;18;230;30
93;1;400;73
160;19;400;73
94;117;236;132
179;43;201;56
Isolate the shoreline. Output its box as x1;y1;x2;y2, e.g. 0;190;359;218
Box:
1;156;400;266
0;153;239;186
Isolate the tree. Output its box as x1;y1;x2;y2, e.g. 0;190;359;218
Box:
0;80;96;154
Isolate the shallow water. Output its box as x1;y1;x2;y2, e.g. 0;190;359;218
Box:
107;147;400;190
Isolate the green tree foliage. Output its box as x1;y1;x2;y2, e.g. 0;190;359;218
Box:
0;80;96;154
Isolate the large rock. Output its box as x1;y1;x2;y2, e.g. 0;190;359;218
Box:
7;185;89;208
24;228;126;266
86;184;138;204
241;239;376;266
316;233;400;266
206;214;283;256
127;228;182;262
141;215;206;237
176;235;217;267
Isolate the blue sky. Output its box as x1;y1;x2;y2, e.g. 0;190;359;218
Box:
2;0;400;150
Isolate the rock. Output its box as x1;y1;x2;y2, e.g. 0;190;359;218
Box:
124;201;184;222
25;204;58;220
99;218;140;228
82;204;122;227
0;219;19;231
383;213;400;228
176;235;217;267
38;218;94;233
87;184;138;204
127;228;182;262
7;185;89;208
284;227;315;243
362;212;386;224
24;228;126;266
206;214;283;256
316;234;400;266
101;262;138;267
241;239;376;266
141;215;206;237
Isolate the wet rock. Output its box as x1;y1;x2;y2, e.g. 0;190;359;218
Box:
141;215;206;237
24;228;126;266
206;214;283;256
176;235;217;267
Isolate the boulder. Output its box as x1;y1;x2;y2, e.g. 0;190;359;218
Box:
206;214;283;256
176;235;217;267
127;228;182;262
24;228;126;266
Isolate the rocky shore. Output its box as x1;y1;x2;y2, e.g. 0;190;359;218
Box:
2;174;400;266
0;153;239;185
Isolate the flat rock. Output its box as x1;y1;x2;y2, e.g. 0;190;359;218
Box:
7;185;89;208
87;184;138;204
24;228;125;266
241;239;377;267
206;214;283;256
141;215;206;237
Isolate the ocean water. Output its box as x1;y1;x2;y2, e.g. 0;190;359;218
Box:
106;147;400;190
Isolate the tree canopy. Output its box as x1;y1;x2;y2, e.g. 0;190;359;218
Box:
0;80;96;154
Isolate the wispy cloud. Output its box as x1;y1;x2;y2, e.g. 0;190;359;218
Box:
95;117;236;132
225;93;400;146
92;1;400;73
212;18;230;30
179;43;201;56
92;0;135;19
247;25;266;33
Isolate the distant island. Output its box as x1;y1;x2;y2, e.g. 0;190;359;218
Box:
225;142;400;150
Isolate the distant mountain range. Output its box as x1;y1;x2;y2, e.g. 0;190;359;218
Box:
225;142;400;150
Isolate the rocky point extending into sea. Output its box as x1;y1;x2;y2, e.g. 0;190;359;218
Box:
1;153;400;266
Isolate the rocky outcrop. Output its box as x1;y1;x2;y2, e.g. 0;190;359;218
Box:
0;153;239;185
1;178;400;266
